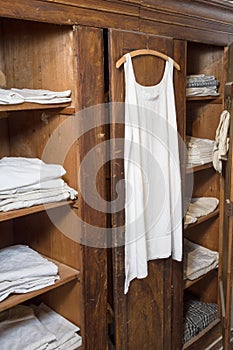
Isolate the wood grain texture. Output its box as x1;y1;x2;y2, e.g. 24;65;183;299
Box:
109;28;186;349
75;26;108;350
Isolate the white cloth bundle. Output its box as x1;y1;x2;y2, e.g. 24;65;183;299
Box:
0;157;78;212
184;238;219;280
186;136;215;166
0;88;24;105
212;110;231;174
184;197;219;225
0;304;82;350
0;88;71;105
0;245;59;302
32;303;82;349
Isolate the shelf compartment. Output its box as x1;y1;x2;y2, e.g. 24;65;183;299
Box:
184;268;217;289
186;162;213;174
184;208;219;230
0;200;76;222
186;96;222;103
182;318;221;349
0;259;80;313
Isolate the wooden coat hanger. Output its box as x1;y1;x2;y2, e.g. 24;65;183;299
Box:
116;49;180;71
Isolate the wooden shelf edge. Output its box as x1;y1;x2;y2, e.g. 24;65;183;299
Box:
186;162;213;174
184;208;220;230
186;96;222;103
0;102;72;114
184;268;218;289
0;200;76;222
0;259;80;313
182;318;221;349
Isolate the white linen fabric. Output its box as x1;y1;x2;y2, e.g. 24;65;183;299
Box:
0;88;71;105
0;305;56;350
0;88;24;104
124;54;182;294
186;136;215;166
0;304;82;349
184;238;219;280
0;157;78;212
0;245;59;301
212;110;231;173
32;303;82;349
0;157;65;193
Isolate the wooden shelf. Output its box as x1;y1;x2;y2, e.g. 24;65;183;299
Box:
0;102;73;115
186;162;213;174
184;268;218;289
186;96;222;103
184;208;219;230
0;200;76;222
0;259;80;313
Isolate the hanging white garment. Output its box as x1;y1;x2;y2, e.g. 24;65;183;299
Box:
124;54;182;293
212;110;231;173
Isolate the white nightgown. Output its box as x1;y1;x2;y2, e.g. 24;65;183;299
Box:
124;53;182;294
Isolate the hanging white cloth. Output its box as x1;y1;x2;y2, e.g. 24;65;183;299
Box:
124;53;182;293
212;110;231;173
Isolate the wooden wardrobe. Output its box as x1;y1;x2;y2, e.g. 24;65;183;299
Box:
0;1;233;350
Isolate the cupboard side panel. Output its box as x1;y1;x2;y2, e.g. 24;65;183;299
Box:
75;26;108;350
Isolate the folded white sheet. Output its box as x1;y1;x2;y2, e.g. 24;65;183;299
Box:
0;185;77;212
32;303;82;348
0;245;58;282
0;305;56;350
184;238;219;280
0;157;66;193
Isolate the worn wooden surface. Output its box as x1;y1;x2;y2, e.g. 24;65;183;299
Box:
75;26;108;350
0;0;233;44
109;28;185;349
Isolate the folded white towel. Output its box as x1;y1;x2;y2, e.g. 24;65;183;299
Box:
184;238;219;280
0;305;56;350
32;303;82;348
0;157;66;193
0;245;58;282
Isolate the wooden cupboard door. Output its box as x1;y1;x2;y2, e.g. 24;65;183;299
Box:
222;43;233;350
108;29;186;350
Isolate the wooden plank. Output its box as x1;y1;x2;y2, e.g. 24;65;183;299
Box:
221;41;233;349
0;0;139;30
40;0;140;17
184;268;218;289
75;26;108;350
139;15;232;46
0;259;80;313
109;28;186;350
0;200;75;223
171;38;187;350
186;162;213;174
0;102;71;114
182;319;221;350
184;208;220;230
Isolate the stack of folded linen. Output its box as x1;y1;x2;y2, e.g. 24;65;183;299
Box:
186;74;219;97
183;295;218;343
186;136;215;167
0;88;71;105
0;245;59;302
0;157;77;212
183;238;219;280
184;197;219;225
0;303;82;350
